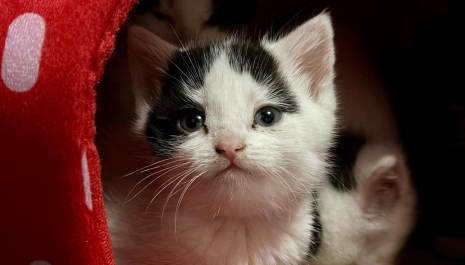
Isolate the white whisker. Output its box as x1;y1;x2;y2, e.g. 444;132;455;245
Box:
124;162;189;205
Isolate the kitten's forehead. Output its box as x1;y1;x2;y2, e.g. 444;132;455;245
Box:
166;41;299;113
195;53;269;129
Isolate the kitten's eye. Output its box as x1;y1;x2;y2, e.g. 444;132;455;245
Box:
179;109;205;133
153;11;166;20
254;107;282;127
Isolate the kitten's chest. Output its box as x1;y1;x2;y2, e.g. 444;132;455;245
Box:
110;194;315;265
170;206;313;265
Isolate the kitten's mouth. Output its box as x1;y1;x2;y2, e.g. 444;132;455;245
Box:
216;163;245;177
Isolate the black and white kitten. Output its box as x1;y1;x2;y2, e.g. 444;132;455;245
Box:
104;14;337;265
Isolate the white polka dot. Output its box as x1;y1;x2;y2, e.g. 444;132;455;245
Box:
30;261;51;265
81;150;93;211
1;13;45;92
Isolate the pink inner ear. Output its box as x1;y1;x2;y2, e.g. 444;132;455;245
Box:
271;14;335;103
360;164;405;214
372;176;400;211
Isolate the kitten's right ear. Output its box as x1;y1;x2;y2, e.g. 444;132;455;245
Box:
127;25;175;115
268;13;336;110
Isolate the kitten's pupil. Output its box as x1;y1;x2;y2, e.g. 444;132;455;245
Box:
186;114;202;129
261;110;274;124
255;107;281;127
179;109;204;132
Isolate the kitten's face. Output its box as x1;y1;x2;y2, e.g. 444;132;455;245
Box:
128;15;337;215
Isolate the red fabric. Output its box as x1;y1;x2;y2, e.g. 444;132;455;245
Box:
0;0;136;264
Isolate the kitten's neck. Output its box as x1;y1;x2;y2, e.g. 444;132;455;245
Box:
112;189;314;265
107;182;315;265
173;180;312;220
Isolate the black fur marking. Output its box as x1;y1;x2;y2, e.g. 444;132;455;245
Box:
146;46;215;157
329;135;366;191
167;45;215;89
227;43;299;113
308;191;322;257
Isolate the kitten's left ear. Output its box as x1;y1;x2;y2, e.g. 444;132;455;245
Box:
127;25;176;132
270;13;336;109
127;25;176;104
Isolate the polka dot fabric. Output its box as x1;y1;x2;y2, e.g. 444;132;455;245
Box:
0;0;137;264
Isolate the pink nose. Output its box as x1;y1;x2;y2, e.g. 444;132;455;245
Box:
215;140;245;161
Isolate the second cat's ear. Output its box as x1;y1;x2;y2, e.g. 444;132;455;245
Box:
127;26;175;108
354;143;415;216
269;13;336;110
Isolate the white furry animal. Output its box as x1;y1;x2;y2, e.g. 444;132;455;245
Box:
307;142;417;265
104;14;337;265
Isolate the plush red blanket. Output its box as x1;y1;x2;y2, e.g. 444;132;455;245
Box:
0;0;136;264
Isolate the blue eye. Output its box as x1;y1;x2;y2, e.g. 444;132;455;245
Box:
255;106;282;127
179;109;204;133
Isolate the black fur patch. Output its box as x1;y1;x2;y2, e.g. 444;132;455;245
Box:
329;135;366;191
146;46;215;157
308;191;322;257
228;43;299;113
167;45;215;89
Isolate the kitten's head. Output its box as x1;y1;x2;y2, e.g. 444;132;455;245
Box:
127;14;337;216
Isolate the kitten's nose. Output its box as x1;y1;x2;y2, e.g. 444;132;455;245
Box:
215;138;245;162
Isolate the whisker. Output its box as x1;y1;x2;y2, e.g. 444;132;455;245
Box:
167;21;207;88
121;157;182;178
137;158;187;175
124;162;190;205
161;167;199;225
146;167;196;212
174;170;205;245
261;169;290;213
280;167;311;196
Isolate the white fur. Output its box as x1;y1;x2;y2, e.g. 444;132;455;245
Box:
106;14;337;265
307;143;417;265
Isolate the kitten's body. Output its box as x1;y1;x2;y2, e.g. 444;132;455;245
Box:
105;14;337;265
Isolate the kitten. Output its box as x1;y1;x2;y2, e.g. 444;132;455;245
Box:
307;140;417;265
104;14;337;265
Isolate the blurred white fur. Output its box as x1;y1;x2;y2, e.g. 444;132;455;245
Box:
308;142;417;265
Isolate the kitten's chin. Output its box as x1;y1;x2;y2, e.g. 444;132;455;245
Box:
213;160;265;180
215;164;246;178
